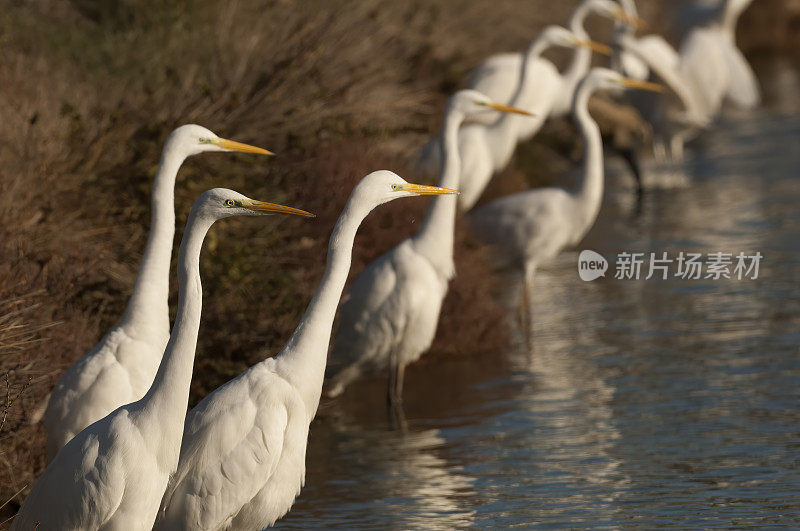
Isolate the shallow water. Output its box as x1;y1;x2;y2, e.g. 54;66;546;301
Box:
278;111;800;529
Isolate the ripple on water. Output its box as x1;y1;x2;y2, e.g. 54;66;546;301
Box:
278;113;800;529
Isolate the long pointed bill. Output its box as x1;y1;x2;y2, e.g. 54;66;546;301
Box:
620;78;665;93
485;102;535;117
575;39;612;56
405;183;460;196
211;138;274;156
244;200;315;217
614;8;648;30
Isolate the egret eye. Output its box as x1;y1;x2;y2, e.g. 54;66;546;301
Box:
198;137;212;144
225;199;236;207
391;184;401;191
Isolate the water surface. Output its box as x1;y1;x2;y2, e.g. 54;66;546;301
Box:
279;111;800;529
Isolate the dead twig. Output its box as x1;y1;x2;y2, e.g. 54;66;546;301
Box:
0;372;33;435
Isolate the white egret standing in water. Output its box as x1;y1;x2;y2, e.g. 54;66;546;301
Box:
12;189;313;531
613;0;759;171
677;0;760;113
470;69;663;338
156;171;457;530
610;0;711;186
326;91;531;406
42;126;273;462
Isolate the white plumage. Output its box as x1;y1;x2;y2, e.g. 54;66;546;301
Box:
418;0;642;211
326;238;447;403
13;189;312;530
612;0;758;168
611;1;710;170
465;0;641;125
418;26;608;211
42;125;272;462
470;68;663;334
326;91;530;404
155;171;458;530
158;361;309;529
678;0;760;112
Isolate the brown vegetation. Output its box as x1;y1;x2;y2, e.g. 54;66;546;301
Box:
0;0;792;519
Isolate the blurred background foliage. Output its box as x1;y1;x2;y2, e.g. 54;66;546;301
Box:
0;0;797;516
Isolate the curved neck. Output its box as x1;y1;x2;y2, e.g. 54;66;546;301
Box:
627;37;699;115
572;81;604;235
276;197;370;421
721;0;747;38
525;37;558;79
617;0;638;38
120;145;185;338
563;5;593;95
486;36;550;161
137;208;211;467
611;25;636;72
411;111;462;276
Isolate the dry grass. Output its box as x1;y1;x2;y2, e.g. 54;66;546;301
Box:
0;0;791;519
0;293;59;518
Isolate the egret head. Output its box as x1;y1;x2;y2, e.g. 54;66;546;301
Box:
350;170;458;210
447;90;534;123
166;124;274;159
539;25;612;55
587;0;647;30
192;188;314;221
582;67;664;95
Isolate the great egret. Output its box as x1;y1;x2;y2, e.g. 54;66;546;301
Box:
469;69;663;336
12;189;313;531
678;0;760;114
42;125;273;462
325;91;530;406
466;0;644;131
609;0;711;185
613;0;758;169
155;171;457;530
419;27;610;211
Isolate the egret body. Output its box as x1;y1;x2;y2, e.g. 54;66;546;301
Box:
327;92;529;404
613;0;758;169
451;27;609;211
156;171;457;530
608;0;709;186
13;190;312;530
470;69;662;334
679;0;759;115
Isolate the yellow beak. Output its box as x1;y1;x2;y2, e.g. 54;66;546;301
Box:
211;137;274;156
575;39;612;56
614;7;648;30
405;183;460;196
244;199;315;217
485;102;535;117
620;78;665;92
